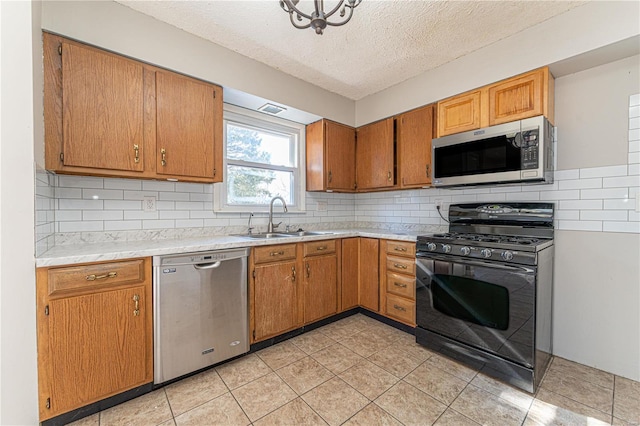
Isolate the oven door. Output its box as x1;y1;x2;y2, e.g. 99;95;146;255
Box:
416;253;536;367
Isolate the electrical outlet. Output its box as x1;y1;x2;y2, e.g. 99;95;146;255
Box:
143;196;156;212
435;199;443;208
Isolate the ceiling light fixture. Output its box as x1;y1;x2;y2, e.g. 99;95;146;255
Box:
279;0;362;35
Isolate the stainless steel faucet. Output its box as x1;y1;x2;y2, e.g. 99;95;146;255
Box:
247;212;254;234
267;196;288;233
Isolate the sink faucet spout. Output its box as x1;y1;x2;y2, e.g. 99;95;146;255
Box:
267;196;288;233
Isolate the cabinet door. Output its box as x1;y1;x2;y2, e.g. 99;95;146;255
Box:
326;121;356;191
488;69;545;126
253;260;299;341
356;118;394;190
42;285;150;419
437;91;481;137
61;41;144;172
304;255;338;323
156;71;222;180
397;105;433;187
341;238;359;311
359;238;379;311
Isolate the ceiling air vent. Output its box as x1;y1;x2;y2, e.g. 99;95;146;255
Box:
257;103;287;115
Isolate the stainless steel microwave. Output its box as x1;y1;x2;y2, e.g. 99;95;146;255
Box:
431;115;554;188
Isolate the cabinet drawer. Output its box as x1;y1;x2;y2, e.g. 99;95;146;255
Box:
254;244;297;264
385;240;416;257
47;259;147;297
386;255;416;276
385;294;415;325
386;272;415;300
303;239;336;257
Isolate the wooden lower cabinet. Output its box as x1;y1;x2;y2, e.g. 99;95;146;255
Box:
340;238;360;310
380;240;416;326
303;240;339;323
359;238;380;312
36;258;153;421
250;244;301;343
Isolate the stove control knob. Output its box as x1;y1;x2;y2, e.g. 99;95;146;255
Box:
481;249;493;258
427;242;437;251
460;246;471;255
501;251;514;261
442;244;452;253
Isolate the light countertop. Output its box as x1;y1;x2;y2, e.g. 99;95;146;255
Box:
36;229;421;267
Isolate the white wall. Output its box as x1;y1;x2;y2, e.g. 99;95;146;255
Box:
355;1;640;126
0;1;40;424
41;0;355;127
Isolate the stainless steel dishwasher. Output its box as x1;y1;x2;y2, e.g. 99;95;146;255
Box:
153;248;249;384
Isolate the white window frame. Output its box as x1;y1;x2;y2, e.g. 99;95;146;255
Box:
214;104;306;213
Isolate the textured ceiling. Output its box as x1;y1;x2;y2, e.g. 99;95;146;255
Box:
116;0;585;100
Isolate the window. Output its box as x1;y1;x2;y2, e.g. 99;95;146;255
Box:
214;105;305;212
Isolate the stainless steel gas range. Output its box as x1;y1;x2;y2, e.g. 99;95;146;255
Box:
415;202;554;393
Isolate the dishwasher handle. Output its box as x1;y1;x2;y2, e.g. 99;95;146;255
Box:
193;261;222;270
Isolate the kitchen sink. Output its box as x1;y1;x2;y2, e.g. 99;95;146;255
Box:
282;231;334;237
235;233;293;239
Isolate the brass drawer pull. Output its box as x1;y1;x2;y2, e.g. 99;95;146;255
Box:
306;262;310;278
270;251;285;256
161;148;167;166
394;282;407;288
316;246;327;251
394;246;407;252
133;144;140;164
393;304;406;312
393;263;408;270
291;266;296;282
86;271;117;281
133;294;140;316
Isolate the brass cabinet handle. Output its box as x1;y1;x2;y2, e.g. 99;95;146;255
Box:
393;263;408;270
86;271;117;281
393;304;406;312
306;262;310;278
394;246;407;252
133;144;140;164
316;246;327;251
161;148;167;166
387;171;392;181
426;164;430;178
291;266;296;282
394;282;408;288
270;251;285;256
133;294;140;316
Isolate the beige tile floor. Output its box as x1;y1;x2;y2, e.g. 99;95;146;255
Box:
70;314;639;426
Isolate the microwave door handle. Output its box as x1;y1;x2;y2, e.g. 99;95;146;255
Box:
417;254;535;274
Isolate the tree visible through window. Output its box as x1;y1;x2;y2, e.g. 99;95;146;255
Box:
217;107;304;211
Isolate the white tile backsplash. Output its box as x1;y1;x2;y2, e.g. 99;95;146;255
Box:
33;95;640;253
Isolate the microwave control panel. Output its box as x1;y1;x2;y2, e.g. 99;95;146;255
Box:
521;129;540;169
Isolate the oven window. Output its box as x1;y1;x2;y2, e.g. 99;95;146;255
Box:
434;135;521;178
432;275;509;330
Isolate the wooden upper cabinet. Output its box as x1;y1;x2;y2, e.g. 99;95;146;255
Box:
306;119;356;192
437;91;481;137
488;67;554;126
62;42;145;172
155;71;222;181
436;67;554;137
356;118;395;190
396;105;434;188
44;32;223;183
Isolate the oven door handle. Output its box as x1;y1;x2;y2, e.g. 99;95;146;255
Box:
416;253;536;274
